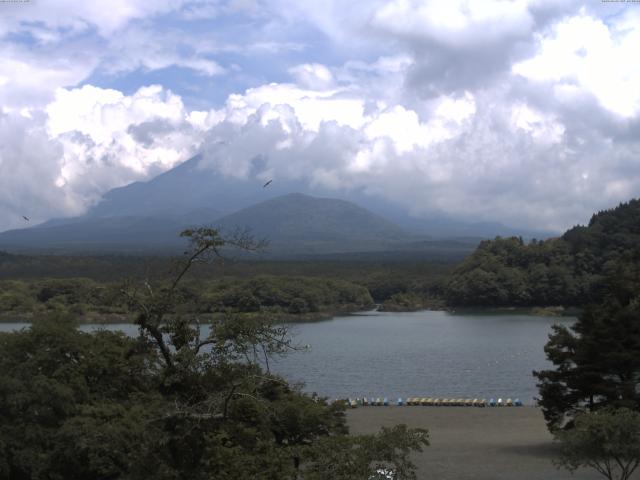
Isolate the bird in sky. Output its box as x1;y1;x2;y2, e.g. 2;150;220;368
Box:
22;216;29;222
262;179;273;188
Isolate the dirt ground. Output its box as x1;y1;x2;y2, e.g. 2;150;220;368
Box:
347;406;620;480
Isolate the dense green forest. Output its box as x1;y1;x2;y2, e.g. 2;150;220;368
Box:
0;252;453;321
0;276;374;322
444;199;640;308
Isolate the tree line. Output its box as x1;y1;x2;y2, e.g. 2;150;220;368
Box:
445;199;640;308
0;275;375;322
498;200;640;480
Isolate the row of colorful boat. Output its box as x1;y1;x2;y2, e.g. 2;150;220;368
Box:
343;397;523;407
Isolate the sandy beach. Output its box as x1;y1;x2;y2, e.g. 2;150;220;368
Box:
347;406;613;480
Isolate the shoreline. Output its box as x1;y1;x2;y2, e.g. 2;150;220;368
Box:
0;304;579;324
446;305;581;317
0;307;374;325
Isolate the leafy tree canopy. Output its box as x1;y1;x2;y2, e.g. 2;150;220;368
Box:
555;407;640;480
534;296;640;431
0;227;429;479
445;199;640;307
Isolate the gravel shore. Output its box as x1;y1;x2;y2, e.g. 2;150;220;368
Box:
347;406;609;480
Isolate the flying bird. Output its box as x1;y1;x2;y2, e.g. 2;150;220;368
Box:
22;216;29;222
262;179;273;188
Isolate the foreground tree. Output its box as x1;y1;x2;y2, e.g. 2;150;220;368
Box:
0;228;429;479
534;283;640;430
555;408;640;480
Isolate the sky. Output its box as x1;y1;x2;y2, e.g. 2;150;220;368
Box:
1;0;640;233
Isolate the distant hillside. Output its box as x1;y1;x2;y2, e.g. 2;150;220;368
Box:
444;199;640;307
0;193;423;256
82;154;551;239
87;154;313;219
0;216;191;253
0;155;554;255
214;193;414;254
0;207;223;253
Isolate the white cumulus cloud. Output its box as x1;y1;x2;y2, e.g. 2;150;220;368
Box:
46;84;202;189
513;10;640;118
371;0;535;47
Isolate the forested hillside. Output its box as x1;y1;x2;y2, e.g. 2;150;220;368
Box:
444;199;640;307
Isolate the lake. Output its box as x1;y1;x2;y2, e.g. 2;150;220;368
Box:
0;310;573;405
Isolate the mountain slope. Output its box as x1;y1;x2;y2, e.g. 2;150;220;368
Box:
0;194;417;255
214;193;413;254
0;216;190;253
88;154;302;219
82;154;552;239
0;155;554;254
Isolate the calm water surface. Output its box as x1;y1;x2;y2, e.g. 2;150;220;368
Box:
272;310;573;404
0;311;573;404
